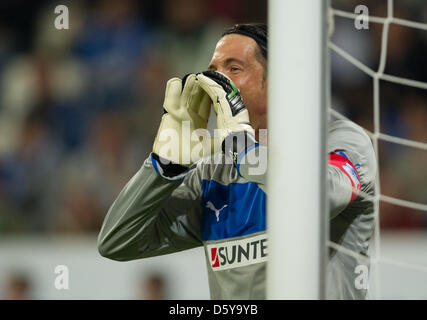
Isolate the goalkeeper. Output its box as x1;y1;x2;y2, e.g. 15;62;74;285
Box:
98;23;377;300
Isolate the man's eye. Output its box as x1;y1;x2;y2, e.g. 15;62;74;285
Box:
230;67;241;72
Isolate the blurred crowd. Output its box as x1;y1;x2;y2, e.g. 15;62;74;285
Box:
0;0;266;234
0;0;425;236
0;270;168;300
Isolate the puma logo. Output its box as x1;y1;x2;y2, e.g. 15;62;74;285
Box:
205;201;228;222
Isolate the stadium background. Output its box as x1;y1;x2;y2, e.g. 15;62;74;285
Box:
0;0;425;299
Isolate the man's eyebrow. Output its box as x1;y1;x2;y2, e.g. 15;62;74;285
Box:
224;57;245;65
208;57;245;70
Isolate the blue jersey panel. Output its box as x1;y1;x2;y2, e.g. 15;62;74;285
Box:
201;180;266;241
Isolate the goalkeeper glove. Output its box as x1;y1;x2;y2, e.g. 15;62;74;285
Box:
152;74;212;180
195;71;257;166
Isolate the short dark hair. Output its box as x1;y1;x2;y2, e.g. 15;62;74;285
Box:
221;23;268;60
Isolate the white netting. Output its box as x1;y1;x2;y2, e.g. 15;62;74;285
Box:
328;0;427;299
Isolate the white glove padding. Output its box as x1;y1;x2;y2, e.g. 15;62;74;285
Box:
153;74;213;169
195;71;255;145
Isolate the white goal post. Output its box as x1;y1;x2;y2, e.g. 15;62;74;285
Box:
267;0;329;299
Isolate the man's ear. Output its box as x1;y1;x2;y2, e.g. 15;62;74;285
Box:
261;76;267;89
261;77;268;90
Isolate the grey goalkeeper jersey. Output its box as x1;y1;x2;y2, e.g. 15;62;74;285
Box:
98;119;376;300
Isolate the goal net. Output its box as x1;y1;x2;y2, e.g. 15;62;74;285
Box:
267;0;427;299
329;0;427;299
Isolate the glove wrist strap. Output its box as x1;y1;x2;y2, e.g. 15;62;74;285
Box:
151;153;190;181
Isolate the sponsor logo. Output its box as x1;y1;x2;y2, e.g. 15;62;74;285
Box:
207;234;268;271
205;201;228;222
211;248;220;268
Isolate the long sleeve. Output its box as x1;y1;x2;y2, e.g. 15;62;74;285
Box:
98;156;204;261
328;162;355;218
234;120;376;219
326;120;377;299
327;120;376;219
